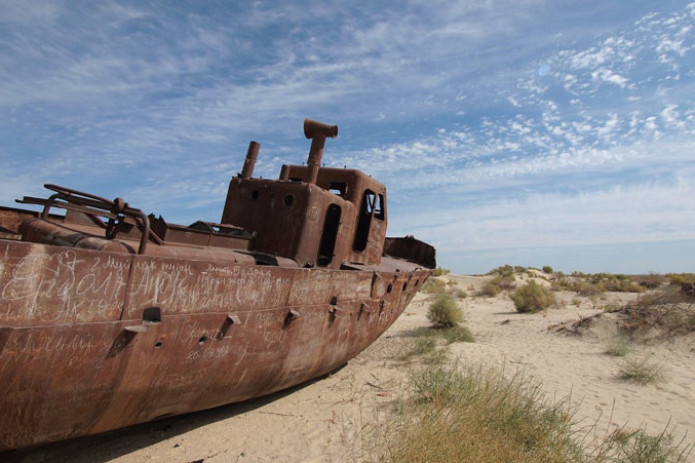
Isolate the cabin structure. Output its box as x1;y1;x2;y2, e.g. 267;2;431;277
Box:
221;119;389;270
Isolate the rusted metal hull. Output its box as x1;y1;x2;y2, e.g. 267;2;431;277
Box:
0;118;436;450
0;239;429;450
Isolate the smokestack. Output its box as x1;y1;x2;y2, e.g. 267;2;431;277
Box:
240;141;260;179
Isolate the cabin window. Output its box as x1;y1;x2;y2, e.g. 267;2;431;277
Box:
353;189;376;252
318;204;342;266
328;181;348;197
375;194;385;220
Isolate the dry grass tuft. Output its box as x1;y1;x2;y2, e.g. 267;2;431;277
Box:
365;365;688;462
618;357;665;385
605;337;632;357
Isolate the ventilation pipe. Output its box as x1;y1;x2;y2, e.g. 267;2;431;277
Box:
303;119;338;185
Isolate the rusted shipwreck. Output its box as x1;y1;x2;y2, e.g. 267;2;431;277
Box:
0;119;435;450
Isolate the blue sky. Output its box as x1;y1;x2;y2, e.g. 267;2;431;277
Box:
1;1;694;274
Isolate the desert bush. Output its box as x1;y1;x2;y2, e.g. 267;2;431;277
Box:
585;273;646;293
427;294;463;328
432;267;451;277
479;281;501;297
638;273;665;289
421;277;446;294
510;280;555;313
542;265;554;274
489;264;515;277
618;357;664;385
667;273;695;286
450;288;468;299
493;274;516;290
577;281;603;297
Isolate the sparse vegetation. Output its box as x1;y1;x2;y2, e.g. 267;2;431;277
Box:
367;266;693;463
421;277;446;294
493;274;516;290
618;286;695;338
367;365;689;462
605;337;632;357
441;325;475;343
489;264;515;277
618;357;665;385
479;281;501;297
372;365;583;462
667;273;695;286
543;265;554;274
638;273;665;289
432;267;451;277
554;273;648;294
510;280;555;313
427;293;463;328
450;288;468;299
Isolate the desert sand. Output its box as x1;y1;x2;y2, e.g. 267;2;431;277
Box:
7;273;695;462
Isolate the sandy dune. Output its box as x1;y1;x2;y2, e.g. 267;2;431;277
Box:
6;274;695;462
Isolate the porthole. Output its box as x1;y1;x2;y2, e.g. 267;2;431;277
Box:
250;190;260;200
284;194;294;206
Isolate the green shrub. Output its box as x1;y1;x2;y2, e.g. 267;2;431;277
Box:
480;282;501;297
542;265;554;274
510;280;555;313
421;277;446;294
493;275;516;290
432;267;451;277
427;294;463;328
577;281;602;297
490;264;515;277
667;273;695;285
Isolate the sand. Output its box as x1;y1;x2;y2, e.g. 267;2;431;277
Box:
7;273;695;462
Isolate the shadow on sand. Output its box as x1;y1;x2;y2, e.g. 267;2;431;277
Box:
1;376;328;463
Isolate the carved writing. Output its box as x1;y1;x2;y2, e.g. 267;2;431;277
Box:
0;248;128;322
128;259;288;313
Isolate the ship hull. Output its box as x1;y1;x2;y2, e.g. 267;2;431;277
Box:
0;240;429;450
